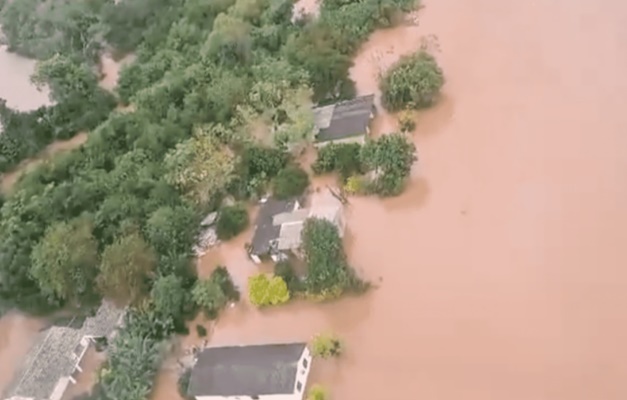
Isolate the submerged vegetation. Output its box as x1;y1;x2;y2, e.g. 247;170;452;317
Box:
313;133;417;196
0;0;423;395
380;50;445;111
311;333;344;358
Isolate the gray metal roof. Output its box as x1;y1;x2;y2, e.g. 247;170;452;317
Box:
249;198;299;256
314;94;375;142
3;302;124;400
188;343;307;397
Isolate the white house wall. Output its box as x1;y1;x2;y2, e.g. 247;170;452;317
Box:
294;346;313;398
314;135;366;148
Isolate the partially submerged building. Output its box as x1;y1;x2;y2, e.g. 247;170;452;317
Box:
248;190;345;263
313;94;376;147
3;302;124;400
187;342;312;400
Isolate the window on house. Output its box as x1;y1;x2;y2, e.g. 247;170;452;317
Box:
297;382;303;392
302;358;308;369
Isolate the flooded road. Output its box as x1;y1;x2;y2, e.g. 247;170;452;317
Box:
155;1;627;399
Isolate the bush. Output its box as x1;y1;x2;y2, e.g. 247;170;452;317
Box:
307;385;328;400
312;143;363;179
178;368;193;400
380;50;444;111
343;175;369;195
360;133;417;196
192;278;227;319
311;333;343;358
301;218;365;298
196;324;208;337
216;204;249;240
211;266;241;302
398;111;416;133
272;165;310;199
274;261;302;293
248;274;290;307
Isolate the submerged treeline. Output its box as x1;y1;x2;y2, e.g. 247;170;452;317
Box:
0;0;416;397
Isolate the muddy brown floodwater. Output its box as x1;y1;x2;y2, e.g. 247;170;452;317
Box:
5;0;627;397
154;0;627;399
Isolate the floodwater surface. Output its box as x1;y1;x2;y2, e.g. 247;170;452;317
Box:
154;0;627;399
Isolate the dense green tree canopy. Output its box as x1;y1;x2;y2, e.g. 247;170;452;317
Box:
30;215;99;305
97;232;157;304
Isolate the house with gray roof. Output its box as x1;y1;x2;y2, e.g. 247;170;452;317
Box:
248;190;345;264
313;94;376;147
188;342;312;400
3;302;124;400
248;197;302;264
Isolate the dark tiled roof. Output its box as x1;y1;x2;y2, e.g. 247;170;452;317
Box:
188;343;307;397
250;198;298;255
315;94;375;142
3;303;124;400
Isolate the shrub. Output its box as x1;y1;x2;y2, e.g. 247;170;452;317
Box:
273;165;310;199
343;175;368;195
311;333;343;358
380;50;444;111
192;278;227;319
312;143;363;179
307;385;328;400
178;368;193;400
398;111;416;133
360;133;417;197
211;266;241;302
301;218;365;297
196;324;208;337
274;261;302;293
248;274;290;307
216;204;249;240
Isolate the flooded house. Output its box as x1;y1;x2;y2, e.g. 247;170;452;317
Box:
248;190;346;264
2;302;124;400
187;342;312;400
312;94;376;147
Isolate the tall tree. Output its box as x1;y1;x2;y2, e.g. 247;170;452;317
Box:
97;232;157;304
164;130;236;206
30;215;100;305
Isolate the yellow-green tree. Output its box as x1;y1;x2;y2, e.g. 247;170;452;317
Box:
248;274;290;306
165;130;236;206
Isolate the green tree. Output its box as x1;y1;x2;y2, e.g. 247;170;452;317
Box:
360;133;417;196
380;50;445;111
165;131;236;206
216;204;249;240
151;274;186;320
32;54;99;103
248;273;290;306
203;14;252;64
98;233;158;304
30;216;99;305
273;165;310;199
312;142;363;179
191;277;227;318
301;218;363;298
145;205;199;256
